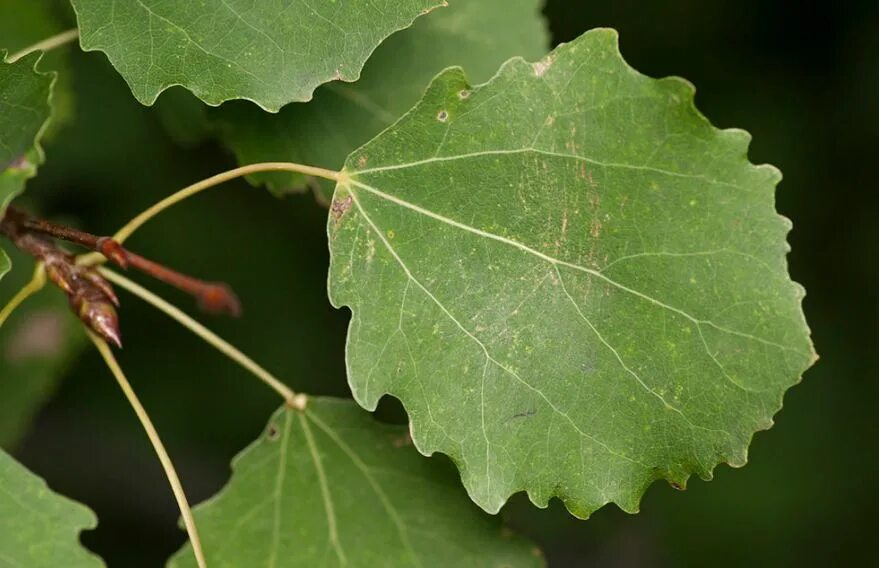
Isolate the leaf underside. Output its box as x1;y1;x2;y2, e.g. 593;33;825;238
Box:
169;398;541;567
213;0;549;199
328;29;816;517
0;449;102;567
70;0;445;112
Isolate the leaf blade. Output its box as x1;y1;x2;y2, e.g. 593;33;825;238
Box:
70;0;445;112
328;29;816;517
0;448;103;567
169;398;542;567
0;51;54;215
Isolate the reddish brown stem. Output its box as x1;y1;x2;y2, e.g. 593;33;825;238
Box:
0;208;122;347
124;252;241;317
9;206;240;317
1;206;243;347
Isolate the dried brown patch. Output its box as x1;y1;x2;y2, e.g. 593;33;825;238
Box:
331;195;353;221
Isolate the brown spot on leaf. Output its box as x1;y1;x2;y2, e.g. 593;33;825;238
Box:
331;195;353;221
532;55;554;77
357;155;368;169
266;423;280;441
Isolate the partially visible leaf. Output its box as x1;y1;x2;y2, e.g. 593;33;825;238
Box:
0;448;103;567
0;51;54;215
214;0;549;199
327;30;816;517
0;248;8;280
0;0;76;134
0;250;86;449
70;0;444;112
169;398;542;567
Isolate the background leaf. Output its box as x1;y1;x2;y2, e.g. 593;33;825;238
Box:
169;397;542;567
328;29;816;517
0;447;103;567
0;51;54;215
0;0;77;135
0;248;7;279
213;0;549;199
70;0;444;112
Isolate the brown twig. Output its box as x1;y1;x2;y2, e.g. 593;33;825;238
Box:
0;207;122;346
1;205;242;346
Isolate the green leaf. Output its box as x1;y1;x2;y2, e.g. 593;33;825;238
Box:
70;0;444;112
0;0;77;134
0;448;103;567
0;249;8;280
0;250;87;449
169;398;542;567
214;0;549;199
0;52;54;215
327;29;816;517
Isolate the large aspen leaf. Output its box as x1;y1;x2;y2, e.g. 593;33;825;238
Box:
0;449;103;567
70;0;444;112
169;398;541;567
327;29;816;517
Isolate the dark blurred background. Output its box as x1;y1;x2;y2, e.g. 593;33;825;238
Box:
2;1;877;566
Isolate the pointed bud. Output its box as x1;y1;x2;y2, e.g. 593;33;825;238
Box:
83;269;120;307
74;291;123;348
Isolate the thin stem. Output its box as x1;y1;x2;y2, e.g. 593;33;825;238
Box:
7;29;79;63
88;332;207;568
0;264;46;328
99;267;303;407
10;206;240;318
113;162;341;245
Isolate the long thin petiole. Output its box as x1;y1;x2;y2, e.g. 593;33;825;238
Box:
89;332;208;568
99;267;304;408
112;162;340;245
0;263;46;328
7;28;80;63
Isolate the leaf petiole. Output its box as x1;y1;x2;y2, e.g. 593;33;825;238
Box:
88;331;208;568
109;162;340;246
0;262;46;328
6;28;80;63
99;267;304;408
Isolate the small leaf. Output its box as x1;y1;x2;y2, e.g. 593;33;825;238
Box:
327;30;816;517
169;398;542;567
0;52;54;215
70;0;445;112
0;448;103;567
214;0;549;199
